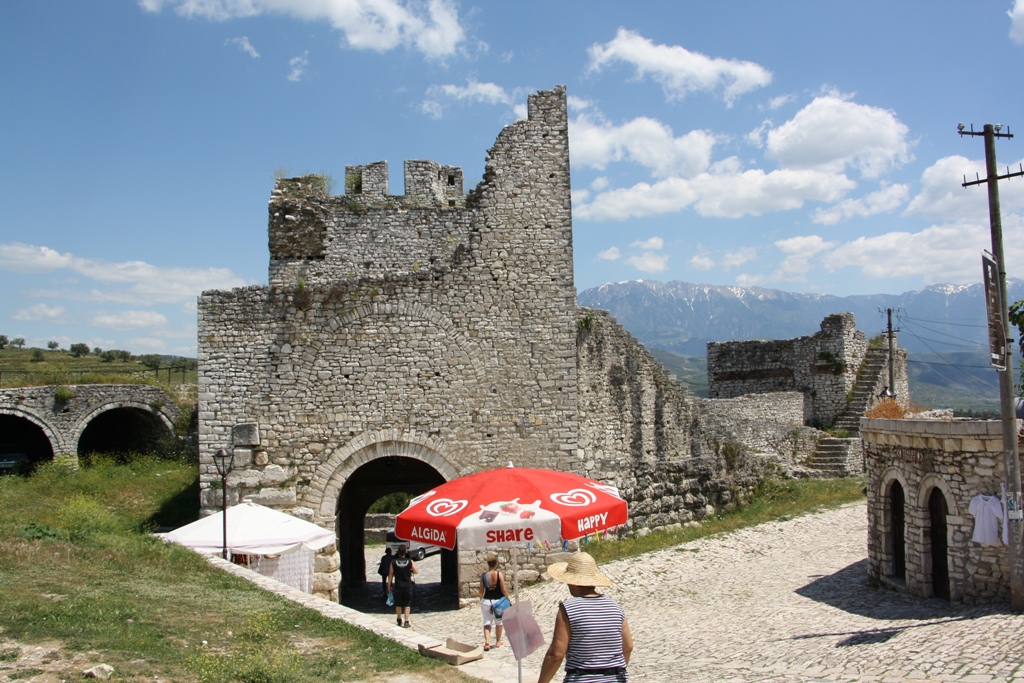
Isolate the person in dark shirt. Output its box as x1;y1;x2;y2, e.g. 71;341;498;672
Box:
377;547;393;600
387;544;419;628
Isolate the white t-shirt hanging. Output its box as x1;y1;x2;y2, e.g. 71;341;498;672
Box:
969;494;1004;545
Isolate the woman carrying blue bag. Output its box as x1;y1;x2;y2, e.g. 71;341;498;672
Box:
479;553;512;651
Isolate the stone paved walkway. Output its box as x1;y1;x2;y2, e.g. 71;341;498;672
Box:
215;503;1024;683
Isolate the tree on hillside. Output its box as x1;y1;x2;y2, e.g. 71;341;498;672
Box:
69;343;90;357
1009;300;1024;390
0;335;7;350
47;341;59;351
30;348;45;362
138;354;163;370
11;338;25;349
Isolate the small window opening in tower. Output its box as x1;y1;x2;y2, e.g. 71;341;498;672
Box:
448;200;455;207
447;174;456;186
352;172;363;194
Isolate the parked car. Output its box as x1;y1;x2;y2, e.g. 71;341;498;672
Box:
385;529;440;561
0;453;30;475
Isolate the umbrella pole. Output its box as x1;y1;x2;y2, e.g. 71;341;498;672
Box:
512;546;522;683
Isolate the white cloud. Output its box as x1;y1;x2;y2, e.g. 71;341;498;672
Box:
13;303;65;322
436;79;510;105
1011;0;1024;45
746;120;772;148
771;235;836;282
420;99;443;119
766;94;794;110
93;310;169;329
904;154;1024;221
597;247;621;261
288;51;309;82
587;28;771;106
570;113;716;178
765;92;912;178
735;273;765;287
812;183;909;225
566;95;592;111
0;242;247;305
631;237;663;251
512;103;527;120
689;254;715;270
574;168;854;221
422;79;522;119
821;216;1024;283
226;36;259;58
590;177;609;191
625;252;669;273
126;337;168;353
140;0;465;60
723;247;756;269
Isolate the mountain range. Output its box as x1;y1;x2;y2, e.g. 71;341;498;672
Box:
577;279;1024;411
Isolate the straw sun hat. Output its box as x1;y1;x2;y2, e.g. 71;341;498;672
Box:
547;551;611;587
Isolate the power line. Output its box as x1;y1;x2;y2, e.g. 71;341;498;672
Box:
897;314;987;329
900;326;999;396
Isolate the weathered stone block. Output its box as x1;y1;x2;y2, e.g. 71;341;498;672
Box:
313;570;341;592
233;423;260;446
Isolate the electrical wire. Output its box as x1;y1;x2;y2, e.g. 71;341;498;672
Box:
898;318;988;347
897;314;987;329
899;326;999;397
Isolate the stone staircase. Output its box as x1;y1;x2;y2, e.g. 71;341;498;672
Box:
805;346;889;477
806;437;863;477
833;345;889;436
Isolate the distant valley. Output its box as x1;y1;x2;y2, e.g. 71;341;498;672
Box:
578;279;1024;412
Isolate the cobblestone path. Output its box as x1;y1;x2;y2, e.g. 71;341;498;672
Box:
408;502;1024;683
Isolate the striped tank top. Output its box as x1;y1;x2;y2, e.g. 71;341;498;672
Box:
562;595;628;682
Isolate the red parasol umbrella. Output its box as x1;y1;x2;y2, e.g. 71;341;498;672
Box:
394;463;628;552
394;463;627;680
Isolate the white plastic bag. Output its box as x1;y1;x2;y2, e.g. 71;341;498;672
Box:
501;600;545;661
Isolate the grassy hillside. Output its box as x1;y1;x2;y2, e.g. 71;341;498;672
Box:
649;349;708;397
0;346;197;388
0;456;469;683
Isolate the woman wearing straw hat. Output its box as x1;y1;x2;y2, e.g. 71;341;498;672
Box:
538;551;632;683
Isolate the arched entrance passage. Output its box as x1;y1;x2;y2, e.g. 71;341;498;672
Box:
77;407;174;459
337;455;459;605
0;414;54;470
887;480;906;580
928;487;950;600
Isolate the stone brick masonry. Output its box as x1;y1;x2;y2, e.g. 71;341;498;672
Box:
198;86;824;600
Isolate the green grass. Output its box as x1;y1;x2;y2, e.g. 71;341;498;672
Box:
0;456;470;683
584;477;866;564
0;347;197;389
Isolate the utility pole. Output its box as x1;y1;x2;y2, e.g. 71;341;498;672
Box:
960;122;1024;610
887;308;896;400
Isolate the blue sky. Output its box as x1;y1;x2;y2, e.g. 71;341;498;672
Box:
2;1;1024;356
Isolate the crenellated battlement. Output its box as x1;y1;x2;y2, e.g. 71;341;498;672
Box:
338;160;465;209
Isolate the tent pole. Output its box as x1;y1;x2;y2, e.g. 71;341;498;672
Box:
512;546;522;683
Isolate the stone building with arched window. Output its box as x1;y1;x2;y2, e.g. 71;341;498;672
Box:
862;416;1021;604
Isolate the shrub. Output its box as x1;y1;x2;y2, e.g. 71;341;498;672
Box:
70;342;90;357
56;493;128;541
30;348;45;362
54;386;75;402
0;335;7;350
865;398;905;419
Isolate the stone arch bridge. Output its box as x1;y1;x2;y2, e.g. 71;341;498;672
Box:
0;384;182;466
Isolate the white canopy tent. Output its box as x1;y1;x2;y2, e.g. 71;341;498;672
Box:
162;502;335;592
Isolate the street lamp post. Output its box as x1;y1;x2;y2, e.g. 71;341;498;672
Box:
213;448;234;560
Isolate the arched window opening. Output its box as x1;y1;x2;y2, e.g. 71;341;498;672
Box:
888;480;906;580
929;487;950;600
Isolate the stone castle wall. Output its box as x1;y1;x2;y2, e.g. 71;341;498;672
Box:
198;86;817;601
707;313;869;427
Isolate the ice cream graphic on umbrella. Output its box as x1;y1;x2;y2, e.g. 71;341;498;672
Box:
478;498;541;522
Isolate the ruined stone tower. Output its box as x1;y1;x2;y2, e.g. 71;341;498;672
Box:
199;87;579;598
